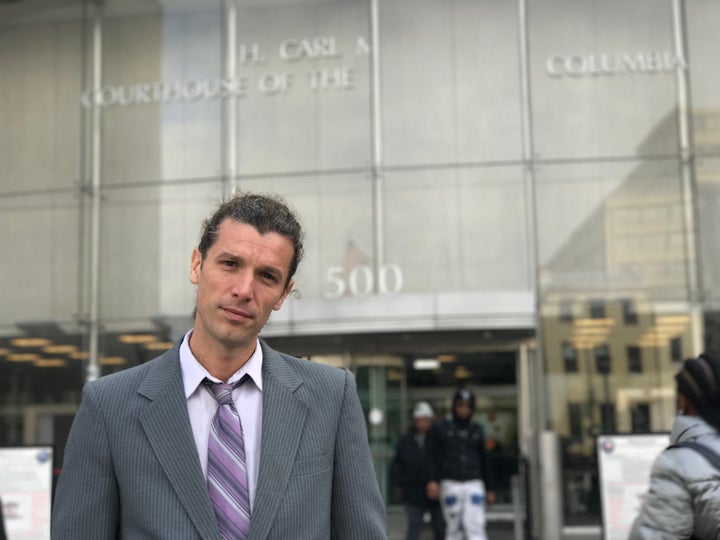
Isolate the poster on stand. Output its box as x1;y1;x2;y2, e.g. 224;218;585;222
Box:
0;446;53;540
597;434;670;540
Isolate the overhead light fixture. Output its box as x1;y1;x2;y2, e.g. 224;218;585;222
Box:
34;359;67;368
454;366;472;379
69;351;89;360
99;356;126;365
11;338;52;347
414;358;441;370
437;354;456;363
7;353;40;362
118;334;157;344
0;348;10;356
144;341;173;351
43;345;77;354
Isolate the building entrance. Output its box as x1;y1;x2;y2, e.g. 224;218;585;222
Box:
388;350;520;507
266;329;536;533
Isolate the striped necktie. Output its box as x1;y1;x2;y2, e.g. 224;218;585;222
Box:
204;376;251;540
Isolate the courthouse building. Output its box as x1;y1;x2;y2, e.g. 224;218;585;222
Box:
1;0;720;537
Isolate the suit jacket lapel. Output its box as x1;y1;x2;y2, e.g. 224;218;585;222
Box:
249;342;308;540
137;349;220;540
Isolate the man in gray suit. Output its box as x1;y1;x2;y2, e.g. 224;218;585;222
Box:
52;192;386;539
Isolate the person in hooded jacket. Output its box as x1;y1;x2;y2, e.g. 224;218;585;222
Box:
425;389;495;540
392;401;445;540
629;353;720;540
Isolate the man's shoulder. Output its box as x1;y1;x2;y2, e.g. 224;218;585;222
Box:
87;346;179;393
264;342;347;378
280;351;348;385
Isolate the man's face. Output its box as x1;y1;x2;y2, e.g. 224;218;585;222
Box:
190;219;294;356
413;416;432;434
454;399;473;420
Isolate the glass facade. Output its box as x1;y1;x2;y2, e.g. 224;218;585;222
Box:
2;0;720;536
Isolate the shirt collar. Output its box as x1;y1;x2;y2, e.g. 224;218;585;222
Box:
179;329;263;398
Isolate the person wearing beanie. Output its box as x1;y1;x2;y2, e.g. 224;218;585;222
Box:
629;353;720;539
425;389;495;540
392;402;445;540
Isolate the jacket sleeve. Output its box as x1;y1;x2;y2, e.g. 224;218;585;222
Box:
478;427;495;491
51;382;120;539
424;424;441;483
391;436;407;489
330;370;387;539
627;451;694;540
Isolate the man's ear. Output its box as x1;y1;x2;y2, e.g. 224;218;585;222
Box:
677;393;687;414
190;248;202;284
677;393;698;416
273;279;294;310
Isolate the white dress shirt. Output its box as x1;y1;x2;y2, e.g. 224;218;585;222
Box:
179;330;263;510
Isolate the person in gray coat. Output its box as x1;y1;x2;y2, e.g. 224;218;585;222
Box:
629;353;720;540
52;193;386;539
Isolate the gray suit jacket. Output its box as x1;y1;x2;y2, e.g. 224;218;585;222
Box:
51;341;386;539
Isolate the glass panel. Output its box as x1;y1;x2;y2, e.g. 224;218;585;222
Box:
99;180;224;328
0;9;83;193
384;166;531;294
687;0;720;158
536;159;688;300
235;0;372;174
355;362;401;505
0;191;81;326
692;0;718;364
0;321;87;449
698;157;720;356
543;300;696;526
380;0;522;165
537;158;701;525
0;190;86;452
98;0;372;181
698;157;720;307
528;0;678;160
100;7;224;185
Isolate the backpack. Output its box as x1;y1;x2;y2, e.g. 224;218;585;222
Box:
667;440;720;471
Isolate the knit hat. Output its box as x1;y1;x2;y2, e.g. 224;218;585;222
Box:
675;353;720;431
453;388;475;409
452;388;475;411
413;401;434;419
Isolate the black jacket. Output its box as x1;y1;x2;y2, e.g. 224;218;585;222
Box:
426;416;494;489
392;429;439;507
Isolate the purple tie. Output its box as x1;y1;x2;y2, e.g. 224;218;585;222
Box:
204;376;251;540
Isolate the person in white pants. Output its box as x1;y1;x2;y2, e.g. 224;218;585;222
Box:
439;479;488;540
426;389;495;540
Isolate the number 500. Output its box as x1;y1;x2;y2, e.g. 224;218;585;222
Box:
324;264;404;298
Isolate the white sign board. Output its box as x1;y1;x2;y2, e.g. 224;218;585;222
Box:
597;434;670;540
0;447;53;540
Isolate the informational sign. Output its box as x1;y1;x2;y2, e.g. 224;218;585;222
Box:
597;434;670;540
0;446;53;540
